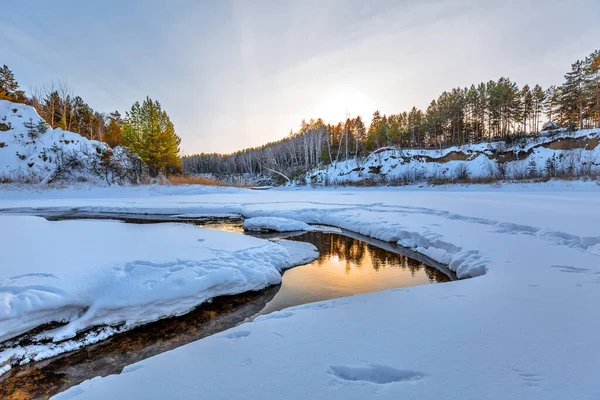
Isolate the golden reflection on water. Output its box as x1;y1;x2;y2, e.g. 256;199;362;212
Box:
259;231;449;314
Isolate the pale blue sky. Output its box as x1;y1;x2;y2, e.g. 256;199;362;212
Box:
2;0;599;153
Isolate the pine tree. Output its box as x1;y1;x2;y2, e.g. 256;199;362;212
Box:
545;155;557;177
527;159;537;178
544;85;560;122
532;85;546;132
560;60;588;129
122;97;181;176
520;85;532;132
103;111;123;148
0;65;26;103
586;50;600;127
354;116;365;157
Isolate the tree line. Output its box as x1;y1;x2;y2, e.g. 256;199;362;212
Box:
183;49;600;182
0;65;181;176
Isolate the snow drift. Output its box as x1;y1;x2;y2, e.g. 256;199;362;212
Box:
0;215;318;347
243;216;312;232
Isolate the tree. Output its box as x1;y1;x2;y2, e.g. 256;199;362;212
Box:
0;65;26;103
532;85;546;132
544;85;559;122
122;97;181;176
354;116;365;157
520;85;532;132
560;60;588;129
104;111;123;148
586;50;600;127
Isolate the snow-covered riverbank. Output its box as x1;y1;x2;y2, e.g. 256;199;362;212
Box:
0;215;317;370
1;181;599;399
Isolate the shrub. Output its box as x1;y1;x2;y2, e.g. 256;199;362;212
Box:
455;163;469;181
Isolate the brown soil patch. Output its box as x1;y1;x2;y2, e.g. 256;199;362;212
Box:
542;136;598;151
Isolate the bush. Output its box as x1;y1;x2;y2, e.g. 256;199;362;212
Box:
455;163;469;181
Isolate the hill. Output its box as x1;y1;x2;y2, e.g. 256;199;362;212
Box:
307;128;600;185
0;100;142;184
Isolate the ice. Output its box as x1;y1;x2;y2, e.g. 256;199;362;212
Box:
0;183;598;399
243;216;312;232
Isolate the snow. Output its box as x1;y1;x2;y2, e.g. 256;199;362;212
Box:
306;128;600;185
0;183;599;399
0;100;139;184
0;215;318;359
243;216;312;232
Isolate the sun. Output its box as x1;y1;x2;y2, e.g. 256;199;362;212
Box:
313;85;375;124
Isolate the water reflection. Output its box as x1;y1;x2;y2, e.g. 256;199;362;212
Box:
0;287;279;400
258;231;450;315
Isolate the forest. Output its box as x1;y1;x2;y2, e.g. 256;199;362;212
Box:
2;49;599;183
183;49;600;182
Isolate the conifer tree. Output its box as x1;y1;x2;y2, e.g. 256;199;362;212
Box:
544;85;560;122
104;111;123;148
520;85;532;132
532;85;546;132
0;65;26;103
122;97;181;176
560;60;588;129
586;50;600;127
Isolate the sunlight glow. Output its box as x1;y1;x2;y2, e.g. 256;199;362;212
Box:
311;85;376;125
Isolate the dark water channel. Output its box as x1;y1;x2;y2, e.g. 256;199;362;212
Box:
0;214;452;399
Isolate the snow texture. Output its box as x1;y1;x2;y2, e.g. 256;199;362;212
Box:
0;183;598;399
0;216;318;348
243;216;312;232
0;100;139;184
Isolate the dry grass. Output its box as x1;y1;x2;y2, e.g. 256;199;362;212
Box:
167;175;252;188
167;175;228;186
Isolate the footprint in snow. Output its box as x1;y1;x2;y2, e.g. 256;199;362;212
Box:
328;364;425;385
439;294;468;299
551;265;591;274
254;311;294;322
511;368;544;388
239;358;253;367
223;330;251;340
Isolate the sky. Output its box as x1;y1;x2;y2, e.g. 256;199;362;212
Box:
2;0;599;154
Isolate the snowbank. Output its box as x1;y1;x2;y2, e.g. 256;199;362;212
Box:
0;100;140;184
0;184;599;399
243;216;312;232
0;215;318;346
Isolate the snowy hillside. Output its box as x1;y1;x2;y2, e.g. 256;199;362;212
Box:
0;100;142;184
307;128;600;185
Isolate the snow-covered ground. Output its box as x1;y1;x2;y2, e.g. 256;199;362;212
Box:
0;182;599;399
